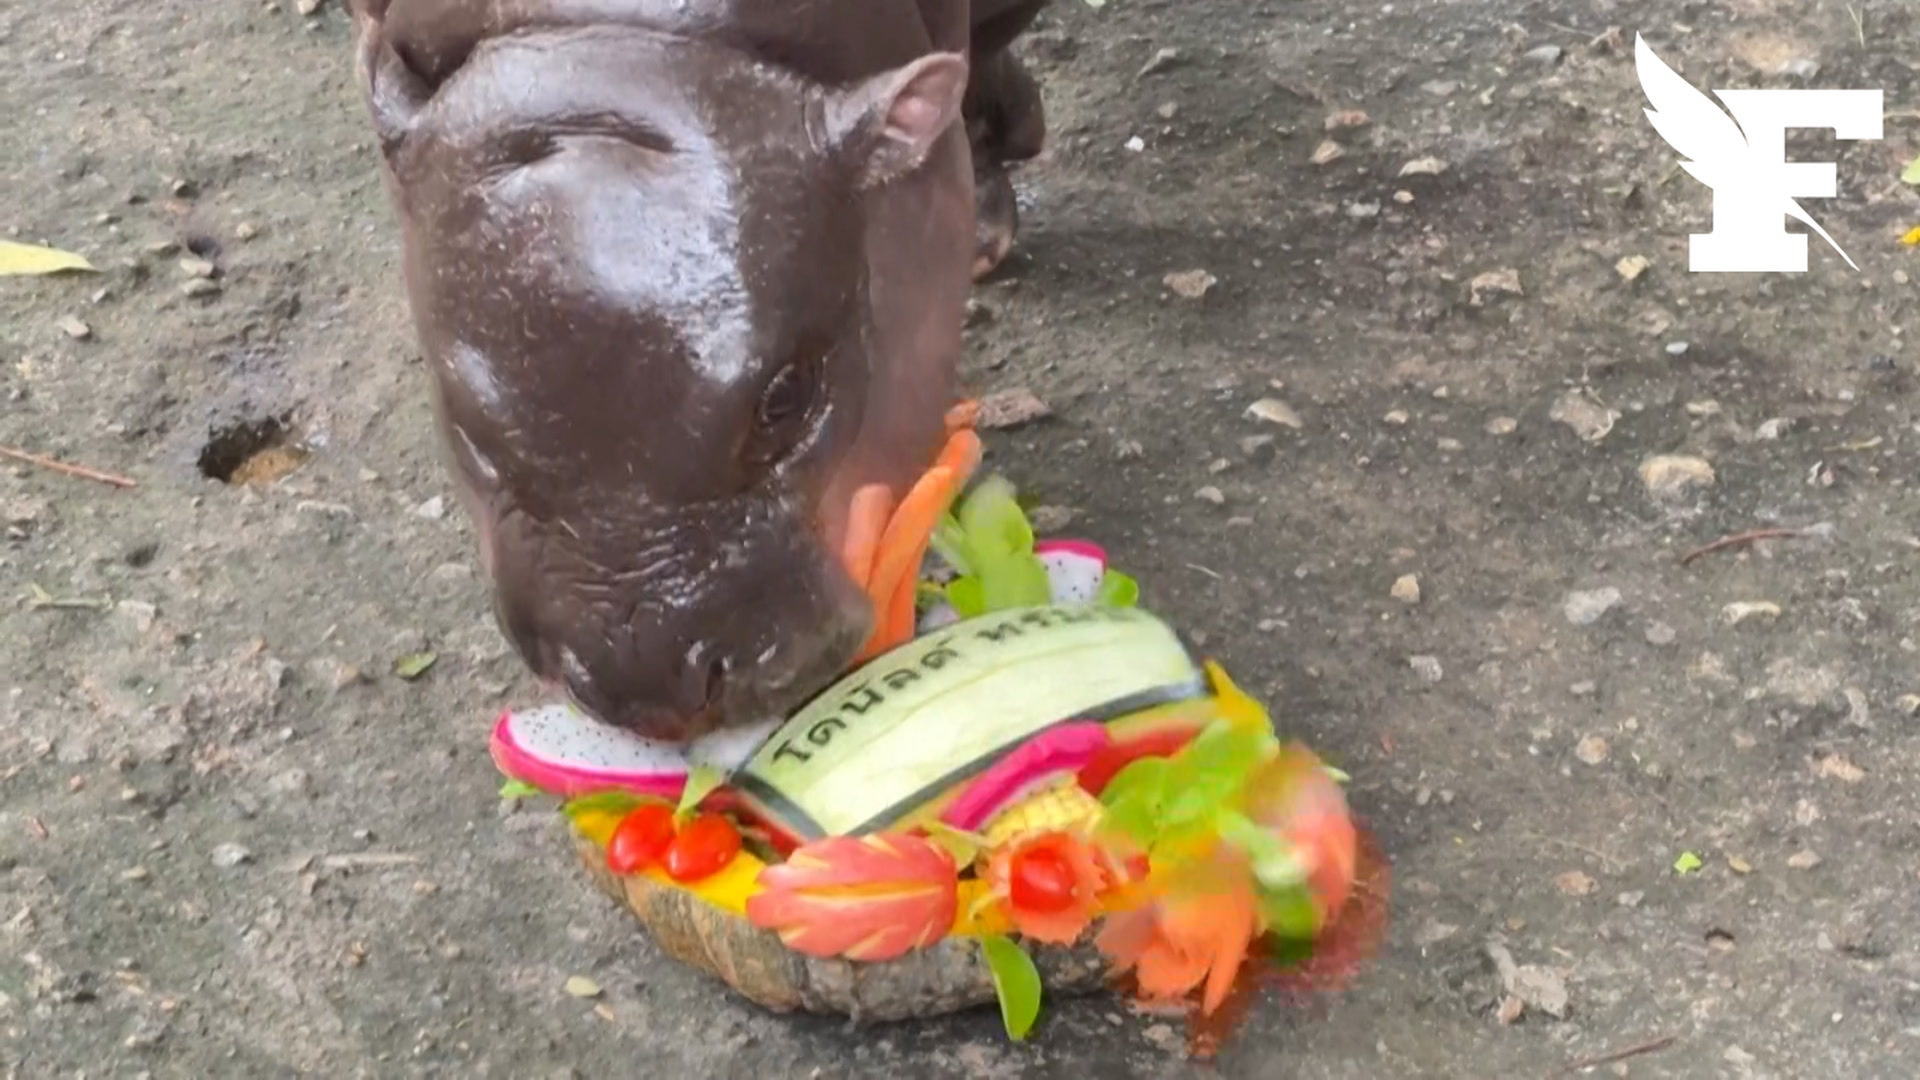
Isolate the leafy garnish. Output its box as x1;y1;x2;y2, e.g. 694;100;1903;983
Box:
560;790;648;825
980;934;1043;1040
499;779;541;801
1673;851;1704;875
393;651;438;680
921;820;989;868
1259;885;1321;942
1096;569;1140;608
1216;810;1305;891
676;765;725;822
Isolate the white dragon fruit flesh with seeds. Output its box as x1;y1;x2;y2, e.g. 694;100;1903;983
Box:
491;703;775;800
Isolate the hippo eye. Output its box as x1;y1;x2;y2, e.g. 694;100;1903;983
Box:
750;356;822;458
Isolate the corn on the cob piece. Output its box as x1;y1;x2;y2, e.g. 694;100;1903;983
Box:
983;777;1104;847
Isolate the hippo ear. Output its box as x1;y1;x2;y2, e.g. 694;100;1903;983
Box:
348;0;429;162
824;51;970;189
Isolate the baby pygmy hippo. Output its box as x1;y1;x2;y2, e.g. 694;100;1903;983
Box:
344;1;1051;742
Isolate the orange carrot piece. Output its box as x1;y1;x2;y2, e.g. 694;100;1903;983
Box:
841;484;895;589
858;465;957;660
931;427;983;490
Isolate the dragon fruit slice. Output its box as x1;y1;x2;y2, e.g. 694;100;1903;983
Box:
1033;539;1108;604
490;704;779;801
940;721;1112;832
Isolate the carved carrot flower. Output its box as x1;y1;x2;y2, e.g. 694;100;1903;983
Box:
1094;858;1261;1015
984;830;1108;944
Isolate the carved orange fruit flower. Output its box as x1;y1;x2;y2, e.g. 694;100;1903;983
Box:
744;833;958;962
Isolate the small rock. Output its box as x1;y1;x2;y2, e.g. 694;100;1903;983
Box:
1727;855;1753;875
143;239;181;256
1310;140;1346;166
1164;269;1216;299
1523;44;1565;65
1685;399;1722;417
414;496;446;521
1383;409;1410;426
1324;109;1370;131
1136;47;1182;77
1897;693;1920;717
121;866;151;883
1390;574;1421;604
1207;457;1231;474
1495;995;1526;1025
235;221;260;241
977;388;1052;429
1555;870;1597;896
1245;398;1303;429
1468;268;1524;305
210;843;253;869
564;975;603;999
1569;679;1597;698
1639;455;1715;499
1114;439;1145;461
1813;754;1865;784
1397;156;1449;177
1549;389;1619;443
57;316;92;341
1615;890;1644;908
177;256;217;279
1664;341;1690;356
1194;486;1226;506
1155;102;1178;119
1575;736;1610;765
1563;587;1623;626
1777;57;1820;79
1755;417;1795;440
180;279;221;299
1722;601;1781;626
1346;201;1381;220
269;769;314;798
1511;966;1569;1019
1027;505;1074;534
118;600;158;633
1485;416;1518;435
1615;255;1651;281
1644;621;1677;645
1409;655;1443;683
1239;434;1276;462
1393;189;1415;204
1421;80;1459;97
1786;851;1823;870
1123;135;1146;153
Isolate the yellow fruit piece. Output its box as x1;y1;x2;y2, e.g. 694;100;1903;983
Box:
571;808;628;849
641;852;767;916
983;779;1104;847
951;878;1013;938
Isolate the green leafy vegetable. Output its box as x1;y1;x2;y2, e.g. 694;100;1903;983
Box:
1157;719;1275;827
980;935;1043;1040
921;820;989;868
393;651;438;680
1260;885;1321;942
676;765;726;821
1098;756;1172;843
1672;851;1704;875
560;790;647;825
1096;569;1140;608
498;779;541;801
1903;152;1920;186
1216;810;1305;891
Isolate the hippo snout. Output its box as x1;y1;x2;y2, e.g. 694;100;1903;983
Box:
489;512;875;745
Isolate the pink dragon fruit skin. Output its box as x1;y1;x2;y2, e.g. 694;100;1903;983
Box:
489;706;689;802
939;721;1113;832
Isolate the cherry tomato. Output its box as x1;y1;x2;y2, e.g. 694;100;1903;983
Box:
606;803;677;875
1008;846;1078;913
664;813;742;882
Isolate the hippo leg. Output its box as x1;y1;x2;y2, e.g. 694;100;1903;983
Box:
965;0;1049;280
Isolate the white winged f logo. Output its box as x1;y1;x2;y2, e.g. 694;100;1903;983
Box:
1635;34;1882;273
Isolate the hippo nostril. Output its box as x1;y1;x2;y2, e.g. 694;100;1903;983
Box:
702;654;728;708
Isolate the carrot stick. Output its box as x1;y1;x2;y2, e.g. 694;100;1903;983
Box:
840;484;895;589
858;465;957;660
944;399;981;437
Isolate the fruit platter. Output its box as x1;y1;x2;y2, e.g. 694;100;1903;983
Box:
490;419;1388;1051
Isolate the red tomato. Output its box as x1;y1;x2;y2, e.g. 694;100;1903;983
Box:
664;813;743;882
606;803;676;875
1008;846;1078;913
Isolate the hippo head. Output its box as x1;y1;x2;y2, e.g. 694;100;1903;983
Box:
348;4;973;742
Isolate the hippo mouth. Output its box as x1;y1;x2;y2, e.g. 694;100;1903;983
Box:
496;405;990;776
490;533;1121;799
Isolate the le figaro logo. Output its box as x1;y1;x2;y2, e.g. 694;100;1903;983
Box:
1634;34;1883;273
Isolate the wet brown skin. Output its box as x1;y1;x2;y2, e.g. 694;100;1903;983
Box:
345;1;1049;742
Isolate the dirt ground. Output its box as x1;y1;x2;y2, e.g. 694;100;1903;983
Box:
6;0;1920;1076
